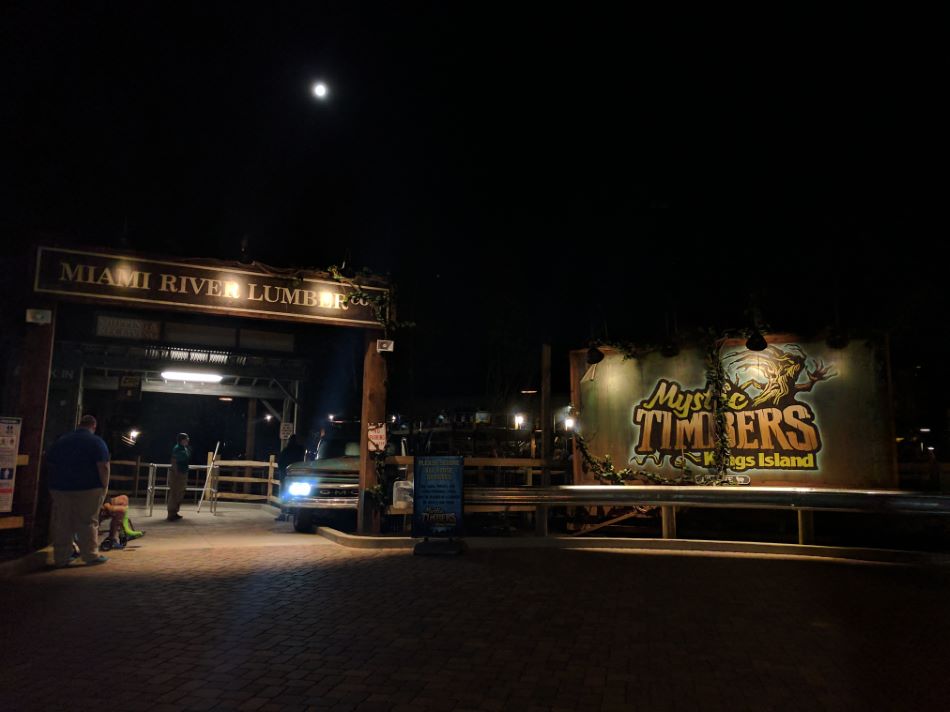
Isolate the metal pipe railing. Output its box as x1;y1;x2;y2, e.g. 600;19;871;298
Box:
463;486;950;515
145;463;210;517
462;486;950;544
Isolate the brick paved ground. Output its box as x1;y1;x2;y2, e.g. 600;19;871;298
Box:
2;515;950;711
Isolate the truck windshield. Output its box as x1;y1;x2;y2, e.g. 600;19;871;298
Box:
316;440;359;460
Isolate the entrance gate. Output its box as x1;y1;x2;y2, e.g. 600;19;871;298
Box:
7;245;391;550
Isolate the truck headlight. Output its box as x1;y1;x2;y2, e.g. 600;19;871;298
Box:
288;482;312;496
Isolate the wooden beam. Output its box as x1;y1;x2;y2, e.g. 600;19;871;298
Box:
259;399;282;421
358;332;387;535
661;505;677;539
537;344;552;536
797;510;815;545
82;376;287;399
244;398;257;494
14;300;56;549
540;344;552;462
572;508;645;537
569;349;586;485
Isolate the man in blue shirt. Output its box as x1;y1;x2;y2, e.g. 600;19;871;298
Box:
46;414;111;567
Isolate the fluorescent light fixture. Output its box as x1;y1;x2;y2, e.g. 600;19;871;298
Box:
218;397;233;402
161;371;224;383
520;389;538;395
920;427;932;433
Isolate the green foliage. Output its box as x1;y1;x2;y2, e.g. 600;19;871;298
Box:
366;483;387;511
574;433;690;486
327;265;415;335
703;334;732;479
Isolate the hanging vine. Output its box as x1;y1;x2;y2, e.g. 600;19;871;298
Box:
218;257;414;336
573;432;691;486
365;451;390;511
703;332;732;479
574;329;746;487
328;265;415;336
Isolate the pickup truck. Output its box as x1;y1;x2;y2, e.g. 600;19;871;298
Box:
282;439;360;532
282;434;407;533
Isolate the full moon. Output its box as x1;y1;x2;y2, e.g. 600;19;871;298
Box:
312;81;329;99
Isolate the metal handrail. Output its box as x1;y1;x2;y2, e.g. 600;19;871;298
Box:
145;463;211;517
463;485;950;515
460;485;950;542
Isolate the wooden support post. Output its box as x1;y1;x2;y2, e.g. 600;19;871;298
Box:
797;510;815;545
568;349;587;485
536;344;551;536
267;454;276;504
358;332;387;535
205;450;214;500
540;344;552;465
661;505;677;539
133;455;142;498
244;398;257;494
13;301;56;550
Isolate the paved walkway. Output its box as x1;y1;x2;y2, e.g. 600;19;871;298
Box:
2;506;950;711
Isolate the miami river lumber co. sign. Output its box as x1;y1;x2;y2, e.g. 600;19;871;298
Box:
34;246;387;328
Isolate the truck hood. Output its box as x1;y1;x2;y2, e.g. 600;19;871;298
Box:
286;456;359;475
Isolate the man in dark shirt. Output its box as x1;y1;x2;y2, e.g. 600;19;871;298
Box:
46;414;111;567
167;432;191;521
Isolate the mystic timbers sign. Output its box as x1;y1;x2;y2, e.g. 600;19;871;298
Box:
576;337;896;488
634;344;832;472
34;246;388;328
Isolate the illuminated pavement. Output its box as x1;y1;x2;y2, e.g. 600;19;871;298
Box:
2;509;950;711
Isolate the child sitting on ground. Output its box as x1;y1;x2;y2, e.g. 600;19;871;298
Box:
100;494;145;549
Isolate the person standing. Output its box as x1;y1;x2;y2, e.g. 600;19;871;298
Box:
46;414;111;567
167;432;191;521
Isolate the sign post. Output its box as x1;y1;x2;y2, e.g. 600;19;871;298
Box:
412;455;465;555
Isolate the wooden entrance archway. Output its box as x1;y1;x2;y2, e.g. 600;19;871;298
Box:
12;245;390;546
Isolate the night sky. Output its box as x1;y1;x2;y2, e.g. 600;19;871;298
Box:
3;5;946;425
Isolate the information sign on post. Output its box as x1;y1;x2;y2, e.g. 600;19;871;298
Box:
368;422;387;453
0;417;23;513
412;455;464;539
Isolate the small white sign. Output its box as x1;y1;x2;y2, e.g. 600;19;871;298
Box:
279;422;294;440
368;422;387;452
376;339;394;353
25;309;52;325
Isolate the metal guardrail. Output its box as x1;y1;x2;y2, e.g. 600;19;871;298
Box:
465;486;950;514
463;486;950;543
